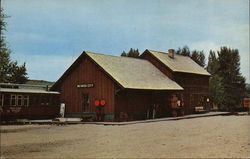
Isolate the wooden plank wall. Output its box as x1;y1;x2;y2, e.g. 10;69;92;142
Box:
174;72;210;114
115;90;173;120
141;52;210;115
60;55;115;116
1;92;60;119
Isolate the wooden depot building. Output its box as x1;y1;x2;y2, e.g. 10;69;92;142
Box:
140;49;211;114
51;49;210;121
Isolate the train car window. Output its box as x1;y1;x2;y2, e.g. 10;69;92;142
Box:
0;94;3;107
23;95;29;107
3;94;10;106
17;95;23;106
29;95;33;106
41;95;45;105
46;96;49;106
51;96;56;105
50;95;58;106
51;95;60;106
33;95;40;106
41;95;49;106
11;94;17;106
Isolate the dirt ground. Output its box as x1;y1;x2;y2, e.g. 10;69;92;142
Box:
1;115;250;158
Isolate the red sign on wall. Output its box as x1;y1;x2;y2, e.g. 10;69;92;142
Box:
100;99;106;106
94;100;100;106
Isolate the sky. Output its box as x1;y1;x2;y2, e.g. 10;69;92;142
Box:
2;0;250;82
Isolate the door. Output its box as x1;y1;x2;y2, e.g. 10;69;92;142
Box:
81;93;90;112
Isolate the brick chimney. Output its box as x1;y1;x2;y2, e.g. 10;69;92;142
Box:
168;49;175;58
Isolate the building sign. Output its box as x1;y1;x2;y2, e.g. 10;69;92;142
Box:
77;83;94;88
100;99;106;106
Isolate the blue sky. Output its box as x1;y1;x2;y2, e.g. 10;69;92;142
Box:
2;0;249;82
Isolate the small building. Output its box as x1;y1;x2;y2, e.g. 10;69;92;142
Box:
140;49;211;114
51;51;183;121
0;83;60;120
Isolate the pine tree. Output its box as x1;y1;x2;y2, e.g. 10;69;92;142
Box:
176;45;190;57
207;50;224;109
0;8;28;83
121;51;127;57
176;46;206;68
191;50;206;67
120;48;140;58
217;47;246;111
207;47;246;111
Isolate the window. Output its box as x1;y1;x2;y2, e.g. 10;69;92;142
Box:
9;94;30;107
41;95;49;106
11;94;16;106
41;95;45;105
51;95;60;106
23;95;29;106
0;94;4;107
32;95;40;105
17;95;23;106
46;96;50;106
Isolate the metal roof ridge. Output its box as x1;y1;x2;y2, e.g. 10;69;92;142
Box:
0;83;51;87
147;49;190;58
84;50;148;62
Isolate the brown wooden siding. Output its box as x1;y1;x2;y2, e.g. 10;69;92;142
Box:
0;92;60;120
115;90;178;120
60;55;115;118
141;51;210;115
173;72;210;114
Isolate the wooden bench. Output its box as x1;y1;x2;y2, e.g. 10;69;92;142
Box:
195;106;206;113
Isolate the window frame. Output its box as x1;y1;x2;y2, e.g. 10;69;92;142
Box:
17;95;23;106
23;95;29;107
10;94;17;106
0;94;4;107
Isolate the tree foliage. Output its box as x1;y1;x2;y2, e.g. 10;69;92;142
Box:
0;8;28;84
207;47;246;111
120;48;140;58
176;46;206;68
191;50;206;67
176;45;190;57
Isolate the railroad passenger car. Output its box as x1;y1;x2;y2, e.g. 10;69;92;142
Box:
0;83;60;120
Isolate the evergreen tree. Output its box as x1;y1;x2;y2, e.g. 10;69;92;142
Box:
207;50;224;108
207;47;246;111
176;45;190;57
176;46;206;68
121;51;127;57
207;50;218;74
191;50;206;67
0;8;28;83
217;47;245;111
120;48;140;58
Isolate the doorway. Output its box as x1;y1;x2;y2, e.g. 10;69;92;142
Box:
81;93;90;112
